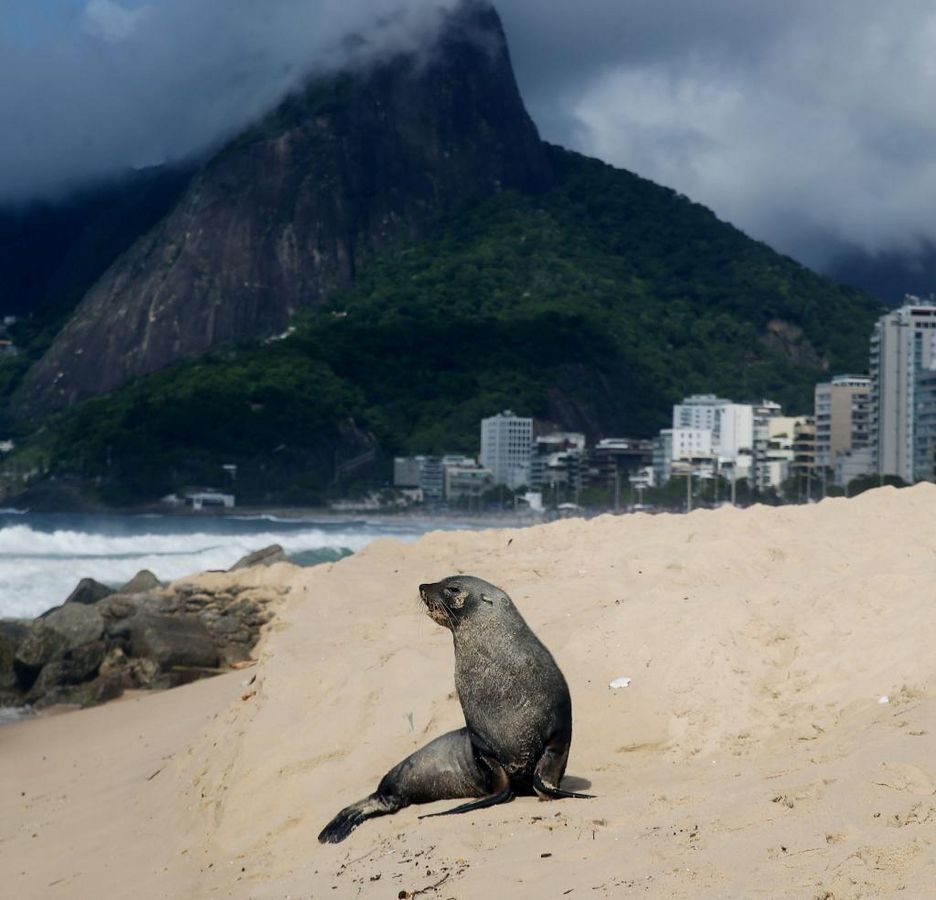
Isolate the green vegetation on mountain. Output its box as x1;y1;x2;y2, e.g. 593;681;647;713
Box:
3;146;883;505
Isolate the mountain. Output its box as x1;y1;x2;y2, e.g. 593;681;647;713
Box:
0;1;885;506
16;143;883;506
12;0;550;416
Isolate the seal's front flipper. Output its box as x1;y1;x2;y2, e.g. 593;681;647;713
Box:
532;770;594;800
533;742;594;800
318;793;401;844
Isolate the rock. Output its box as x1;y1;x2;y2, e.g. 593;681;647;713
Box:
0;627;20;692
85;670;125;705
129;613;220;670
14;621;69;687
209;614;242;635
126;656;161;689
98;593;147;622
25;640;106;701
64;577;114;606
229;544;287;571
44;604;105;648
119;570;161;594
14;605;105;691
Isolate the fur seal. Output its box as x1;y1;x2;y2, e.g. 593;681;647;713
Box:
318;575;591;844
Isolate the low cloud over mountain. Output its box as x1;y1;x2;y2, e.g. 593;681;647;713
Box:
4;0;936;273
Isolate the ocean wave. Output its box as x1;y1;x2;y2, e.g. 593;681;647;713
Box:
0;521;419;620
0;524;376;559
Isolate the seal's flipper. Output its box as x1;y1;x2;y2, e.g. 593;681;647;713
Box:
418;782;513;818
418;754;512;818
532;770;594;800
318;793;402;844
533;741;595;800
319;729;489;843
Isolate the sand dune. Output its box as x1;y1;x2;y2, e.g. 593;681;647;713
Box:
2;486;935;898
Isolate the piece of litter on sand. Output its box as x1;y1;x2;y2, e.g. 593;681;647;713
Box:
878;695;890;705
609;677;632;690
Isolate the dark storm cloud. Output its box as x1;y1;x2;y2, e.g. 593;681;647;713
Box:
0;0;460;204
2;0;936;268
497;0;936;266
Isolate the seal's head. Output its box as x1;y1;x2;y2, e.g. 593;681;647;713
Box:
419;575;506;630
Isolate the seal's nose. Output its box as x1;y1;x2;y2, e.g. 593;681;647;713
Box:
418;583;429;600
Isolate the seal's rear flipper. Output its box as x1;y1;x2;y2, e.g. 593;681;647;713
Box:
418;755;512;818
417;782;513;818
318;793;401;844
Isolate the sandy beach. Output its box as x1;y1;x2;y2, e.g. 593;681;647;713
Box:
2;485;935;899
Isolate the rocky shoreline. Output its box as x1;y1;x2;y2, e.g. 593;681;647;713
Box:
0;544;287;711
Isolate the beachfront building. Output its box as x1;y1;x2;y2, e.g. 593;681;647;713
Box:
750;400;784;491
814;375;872;484
529;432;586;497
913;369;936;482
870;298;936;482
444;460;495;502
393;456;444;501
715;403;755;460
480;410;533;489
836;447;876;488
673;395;755;463
653;426;715;485
394;455;491;502
588;438;654;488
673;394;732;431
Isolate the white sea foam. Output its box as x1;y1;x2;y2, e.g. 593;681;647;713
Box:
0;521;412;620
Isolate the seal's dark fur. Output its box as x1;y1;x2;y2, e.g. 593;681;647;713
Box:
318;576;591;844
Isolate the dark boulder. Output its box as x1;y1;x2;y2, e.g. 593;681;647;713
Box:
43;603;105;647
0;625;24;691
129;612;220;670
25;640;106;702
229;544;287;571
14;604;105;691
119;570;162;594
64;577;114;606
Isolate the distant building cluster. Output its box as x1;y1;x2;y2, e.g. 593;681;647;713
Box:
392;296;936;510
393;410;654;508
652;395;815;494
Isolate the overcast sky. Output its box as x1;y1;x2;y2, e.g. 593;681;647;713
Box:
3;0;936;270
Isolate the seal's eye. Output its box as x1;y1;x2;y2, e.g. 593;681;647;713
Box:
445;585;459;596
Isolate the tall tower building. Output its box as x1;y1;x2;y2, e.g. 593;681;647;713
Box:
814;375;871;480
480;410;533;489
870;300;936;482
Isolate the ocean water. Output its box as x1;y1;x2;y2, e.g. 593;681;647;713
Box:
0;510;454;620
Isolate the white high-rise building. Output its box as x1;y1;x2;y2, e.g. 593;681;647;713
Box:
715;404;755;459
672;395;753;462
480;410;533;489
870;299;936;482
673;395;732;431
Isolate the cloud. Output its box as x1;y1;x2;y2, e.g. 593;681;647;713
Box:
0;0;460;204
2;0;936;270
83;0;149;43
497;0;936;266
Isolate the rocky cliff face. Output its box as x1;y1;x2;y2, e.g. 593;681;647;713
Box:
16;1;551;415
